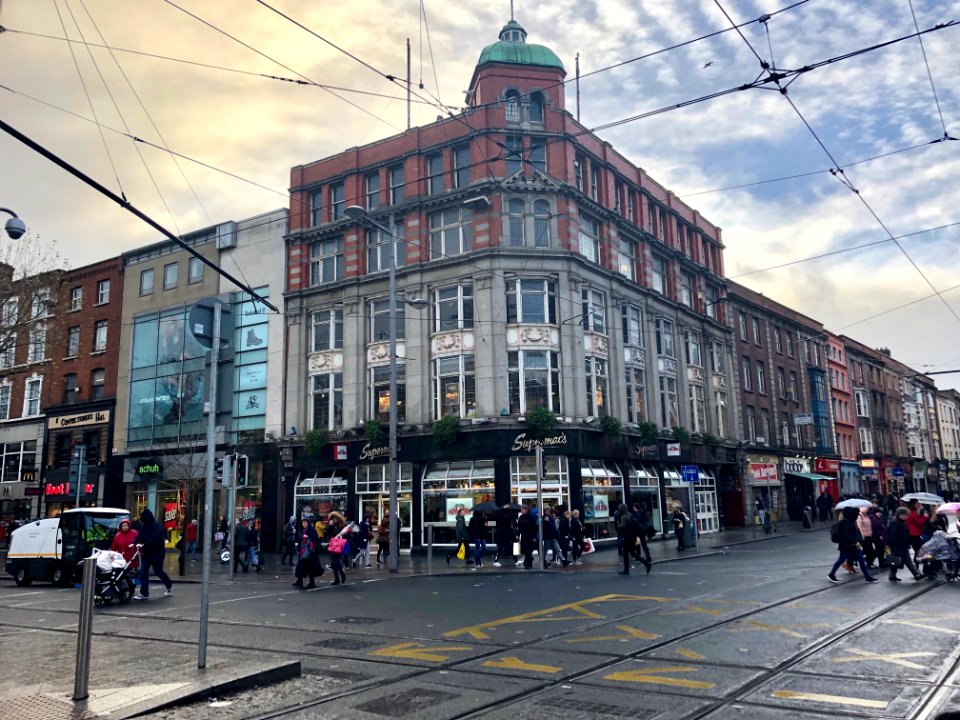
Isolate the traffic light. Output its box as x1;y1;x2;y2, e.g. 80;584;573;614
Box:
235;455;249;487
215;457;224;483
217;455;234;487
540;451;548;480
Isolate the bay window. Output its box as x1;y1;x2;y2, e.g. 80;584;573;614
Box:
622;305;643;347
506;279;556;324
581;288;606;333
685;331;702;367
689;384;705;433
370;299;405;343
429;207;473;259
655;317;674;358
434;355;476;418
312;373;343;430
312;308;343;351
434;284;473;332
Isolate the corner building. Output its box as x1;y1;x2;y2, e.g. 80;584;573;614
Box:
283;19;738;549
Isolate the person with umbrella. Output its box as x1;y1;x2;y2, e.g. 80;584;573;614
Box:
905;500;928;561
829;504;877;583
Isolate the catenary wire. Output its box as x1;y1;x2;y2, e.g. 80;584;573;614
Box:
161;0;401;131
0;26;440;104
907;0;949;138
51;0;126;199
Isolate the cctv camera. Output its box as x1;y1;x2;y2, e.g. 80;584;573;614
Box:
4;217;26;240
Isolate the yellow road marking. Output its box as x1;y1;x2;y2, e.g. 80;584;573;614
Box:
831;648;936;670
443;594;675;640
882;619;960;635
674;648;706;660
727;621;830;639
662;605;724;617
604;665;715;689
772;690;888;709
482;656;560;674
370;642;472;663
564;625;660;643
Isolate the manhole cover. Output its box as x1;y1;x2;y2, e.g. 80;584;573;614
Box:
329;616;384;625
540;696;654;720
307;636;379;650
355;688;458;717
3;695;97;720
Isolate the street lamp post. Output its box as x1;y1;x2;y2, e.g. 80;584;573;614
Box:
344;206;426;573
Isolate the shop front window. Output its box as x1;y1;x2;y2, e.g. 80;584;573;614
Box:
627;462;662;534
580;459;623;541
510;455;569;512
422;460;496;544
294;470;348;519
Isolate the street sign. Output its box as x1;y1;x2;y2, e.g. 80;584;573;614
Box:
681;465;699;483
794;413;814;426
187;296;232;349
667;442;681;457
892;467;905;477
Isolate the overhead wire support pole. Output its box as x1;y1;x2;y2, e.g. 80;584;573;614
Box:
198;302;221;669
0;118;278;313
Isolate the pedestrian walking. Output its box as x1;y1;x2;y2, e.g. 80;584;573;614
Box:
630;501;653;573
868;506;888;568
672;504;688;551
247;520;262;572
828;506;877;583
905;500;926;561
569;509;585;565
280;516;297;566
233;519;250;573
469;511;487;570
110;518;140;570
613;504;625;557
217;515;229;551
447;507;469;566
541;508;567;566
185;519;199;563
816;491;833;522
493;506;516;567
517;505;537;569
857;507;876;567
376;515;390;566
886;507;923;582
326;511;348;585
132;509;173;600
558;507;572;564
617;503;635;575
352;515;372;568
293;518;323;588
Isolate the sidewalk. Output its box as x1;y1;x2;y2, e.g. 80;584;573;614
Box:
159;520;823;582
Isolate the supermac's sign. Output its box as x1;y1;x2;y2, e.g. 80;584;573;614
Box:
48;410;110;430
511;432;568;453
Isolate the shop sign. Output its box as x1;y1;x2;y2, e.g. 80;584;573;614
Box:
783;457;810;474
666;442;681;457
892;467;905;477
136;460;163;478
241;501;257;520
814;458;839;474
861;467;879;477
20;470;36;483
45;482;95;496
860;458;877;469
163;502;178;530
749;463;778;485
445;497;475;521
334;444;348;461
48;410;110;430
794;413;814;426
359;444;390;461
24;486;42;496
511;432;568;453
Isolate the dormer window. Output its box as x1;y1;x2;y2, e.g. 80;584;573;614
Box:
529;92;544;123
505;90;521;122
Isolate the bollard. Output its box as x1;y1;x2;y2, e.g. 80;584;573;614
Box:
73;556;96;701
426;524;433;575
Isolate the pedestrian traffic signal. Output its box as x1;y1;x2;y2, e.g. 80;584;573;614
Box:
215;457;224;483
235;455;249;487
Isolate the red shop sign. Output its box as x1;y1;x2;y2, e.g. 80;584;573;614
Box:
814;458;840;474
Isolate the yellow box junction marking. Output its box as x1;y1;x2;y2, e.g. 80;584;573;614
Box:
604;665;715;689
482;656;561;674
370;642;472;663
674;648;706;660
831;649;936;670
882;619;960;635
564;625;660;644
443;594;675;640
727;620;830;639
662;605;724;617
772;690;888;710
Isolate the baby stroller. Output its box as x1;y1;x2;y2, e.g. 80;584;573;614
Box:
85;548;140;606
917;531;960;581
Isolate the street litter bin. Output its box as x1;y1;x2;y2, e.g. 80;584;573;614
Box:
685;522;697;548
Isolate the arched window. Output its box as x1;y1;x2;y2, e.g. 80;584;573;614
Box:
534;200;551;247
529;92;544;123
508;199;525;246
505;90;521;122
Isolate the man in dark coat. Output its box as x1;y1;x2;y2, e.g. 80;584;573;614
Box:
828;506;876;583
816;491;833;522
493;506;516;567
133;509;173;600
233;519;250;573
516;505;537;569
887;507;922;582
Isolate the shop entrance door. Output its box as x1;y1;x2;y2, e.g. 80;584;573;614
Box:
515;491;566;514
364;496;412;551
694;490;719;533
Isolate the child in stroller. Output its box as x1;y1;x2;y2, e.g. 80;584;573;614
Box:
86;547;141;606
916;531;960;581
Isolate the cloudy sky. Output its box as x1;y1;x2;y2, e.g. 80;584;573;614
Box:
1;0;958;388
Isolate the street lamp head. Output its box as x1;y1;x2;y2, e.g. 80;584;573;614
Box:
343;205;368;221
1;210;26;240
404;297;430;310
462;195;490;211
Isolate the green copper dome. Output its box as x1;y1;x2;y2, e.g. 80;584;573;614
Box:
477;20;566;74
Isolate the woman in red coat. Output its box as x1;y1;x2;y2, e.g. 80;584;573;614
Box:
111;518;140;569
904;500;927;560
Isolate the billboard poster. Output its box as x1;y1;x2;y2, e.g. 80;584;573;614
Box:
592;493;610;519
163;502;178;530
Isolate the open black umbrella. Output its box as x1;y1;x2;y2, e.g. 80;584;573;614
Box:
471;501;498;513
506;503;523;512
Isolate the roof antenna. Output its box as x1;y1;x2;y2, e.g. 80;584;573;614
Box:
510;0;514;21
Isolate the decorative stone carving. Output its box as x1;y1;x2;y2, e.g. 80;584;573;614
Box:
367;340;406;366
714;373;727;390
688;366;705;385
658;356;677;377
308;351;344;375
506;325;559;349
624;347;646;368
432;330;475;355
584;332;608;357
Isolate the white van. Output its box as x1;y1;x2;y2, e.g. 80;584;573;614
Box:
5;507;131;587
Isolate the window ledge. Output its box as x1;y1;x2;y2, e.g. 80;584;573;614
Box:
63;355;78;361
68;308;82;313
93;301;109;307
90;350;107;356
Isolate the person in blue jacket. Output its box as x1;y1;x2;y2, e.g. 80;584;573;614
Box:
133;509;174;600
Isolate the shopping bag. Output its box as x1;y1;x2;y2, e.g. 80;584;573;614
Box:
512;541;521;557
214;531;225;542
582;538;596;554
456;544;466;560
328;536;347;554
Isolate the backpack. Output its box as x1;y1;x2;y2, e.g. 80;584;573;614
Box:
830;521;842;544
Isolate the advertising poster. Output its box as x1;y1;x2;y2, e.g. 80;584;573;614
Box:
445;497;473;521
163;502;178;530
584;493;595;520
592;493;610;519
